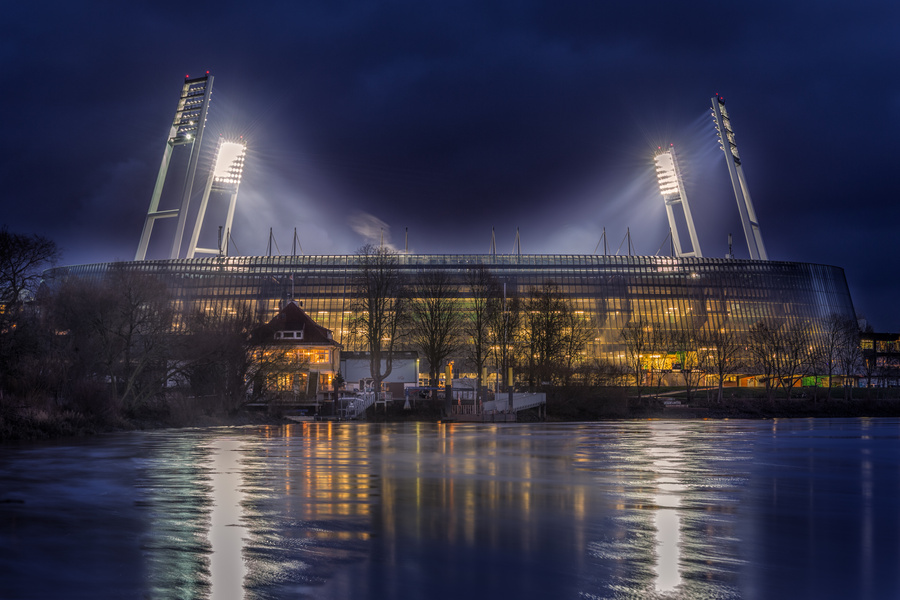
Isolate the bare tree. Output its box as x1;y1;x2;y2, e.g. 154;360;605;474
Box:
772;322;811;399
648;327;673;397
816;313;847;399
672;329;704;404
53;269;174;411
747;321;812;400
350;244;408;399
523;283;558;389
747;321;778;402
522;281;590;389
578;358;628;387
183;303;293;413
0;292;65;405
488;282;522;395
0;228;61;321
462;265;500;397
860;348;878;397
409;269;463;387
560;309;594;385
620;320;650;400
0;228;61;397
837;317;861;400
703;326;744;404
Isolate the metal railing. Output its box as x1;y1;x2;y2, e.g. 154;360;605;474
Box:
482;392;546;414
339;391;377;419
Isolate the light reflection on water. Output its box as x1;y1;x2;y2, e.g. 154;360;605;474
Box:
138;432;214;599
575;420;749;599
2;419;900;599
209;438;248;600
648;424;686;594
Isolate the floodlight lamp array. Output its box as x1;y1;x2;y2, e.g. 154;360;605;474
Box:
711;97;741;163
654;151;680;197
213;141;246;186
171;76;212;144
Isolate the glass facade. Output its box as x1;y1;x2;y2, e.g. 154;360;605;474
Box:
47;254;855;363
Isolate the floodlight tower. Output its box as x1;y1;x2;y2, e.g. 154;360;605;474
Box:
186;138;247;258
711;95;768;260
135;74;214;261
654;145;702;257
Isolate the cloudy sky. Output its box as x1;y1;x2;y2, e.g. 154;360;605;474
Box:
3;1;899;328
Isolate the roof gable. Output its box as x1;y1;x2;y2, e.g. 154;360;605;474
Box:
255;301;338;346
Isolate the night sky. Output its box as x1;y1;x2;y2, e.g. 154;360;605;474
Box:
3;1;898;329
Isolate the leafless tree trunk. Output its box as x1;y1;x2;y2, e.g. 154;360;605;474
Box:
773;322;811;399
463;266;499;397
747;321;778;402
560;309;594;386
648;328;673;397
522;281;591;389
837;317;861;400
350;244;408;399
409;269;463;387
523;282;564;389
620;320;650;401
53;269;175;411
819;313;847;400
488;283;522;395
703;326;744;404
0;228;60;398
673;330;704;404
183;303;291;412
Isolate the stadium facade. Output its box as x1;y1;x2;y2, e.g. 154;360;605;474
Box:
44;79;858;383
49;253;856;367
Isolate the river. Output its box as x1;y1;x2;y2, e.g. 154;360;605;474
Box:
1;419;898;599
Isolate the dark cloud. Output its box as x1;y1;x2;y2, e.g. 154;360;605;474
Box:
2;0;899;328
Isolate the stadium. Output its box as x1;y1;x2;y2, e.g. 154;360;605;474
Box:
46;76;857;389
52;253;855;362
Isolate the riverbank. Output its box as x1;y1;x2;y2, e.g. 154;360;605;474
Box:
545;386;900;421
4;387;900;442
0;402;286;443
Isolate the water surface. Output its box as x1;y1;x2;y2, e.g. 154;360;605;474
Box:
2;419;898;599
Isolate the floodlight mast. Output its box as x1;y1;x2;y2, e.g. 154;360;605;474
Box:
653;146;702;258
711;95;768;260
186;138;246;258
135;74;214;261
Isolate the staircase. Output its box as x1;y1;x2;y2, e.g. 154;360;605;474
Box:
340;391;377;420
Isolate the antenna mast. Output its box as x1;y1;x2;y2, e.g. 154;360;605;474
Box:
292;228;302;256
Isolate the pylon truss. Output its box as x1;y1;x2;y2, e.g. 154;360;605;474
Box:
711;95;768;260
135;74;214;260
187;138;246;258
654;145;702;258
